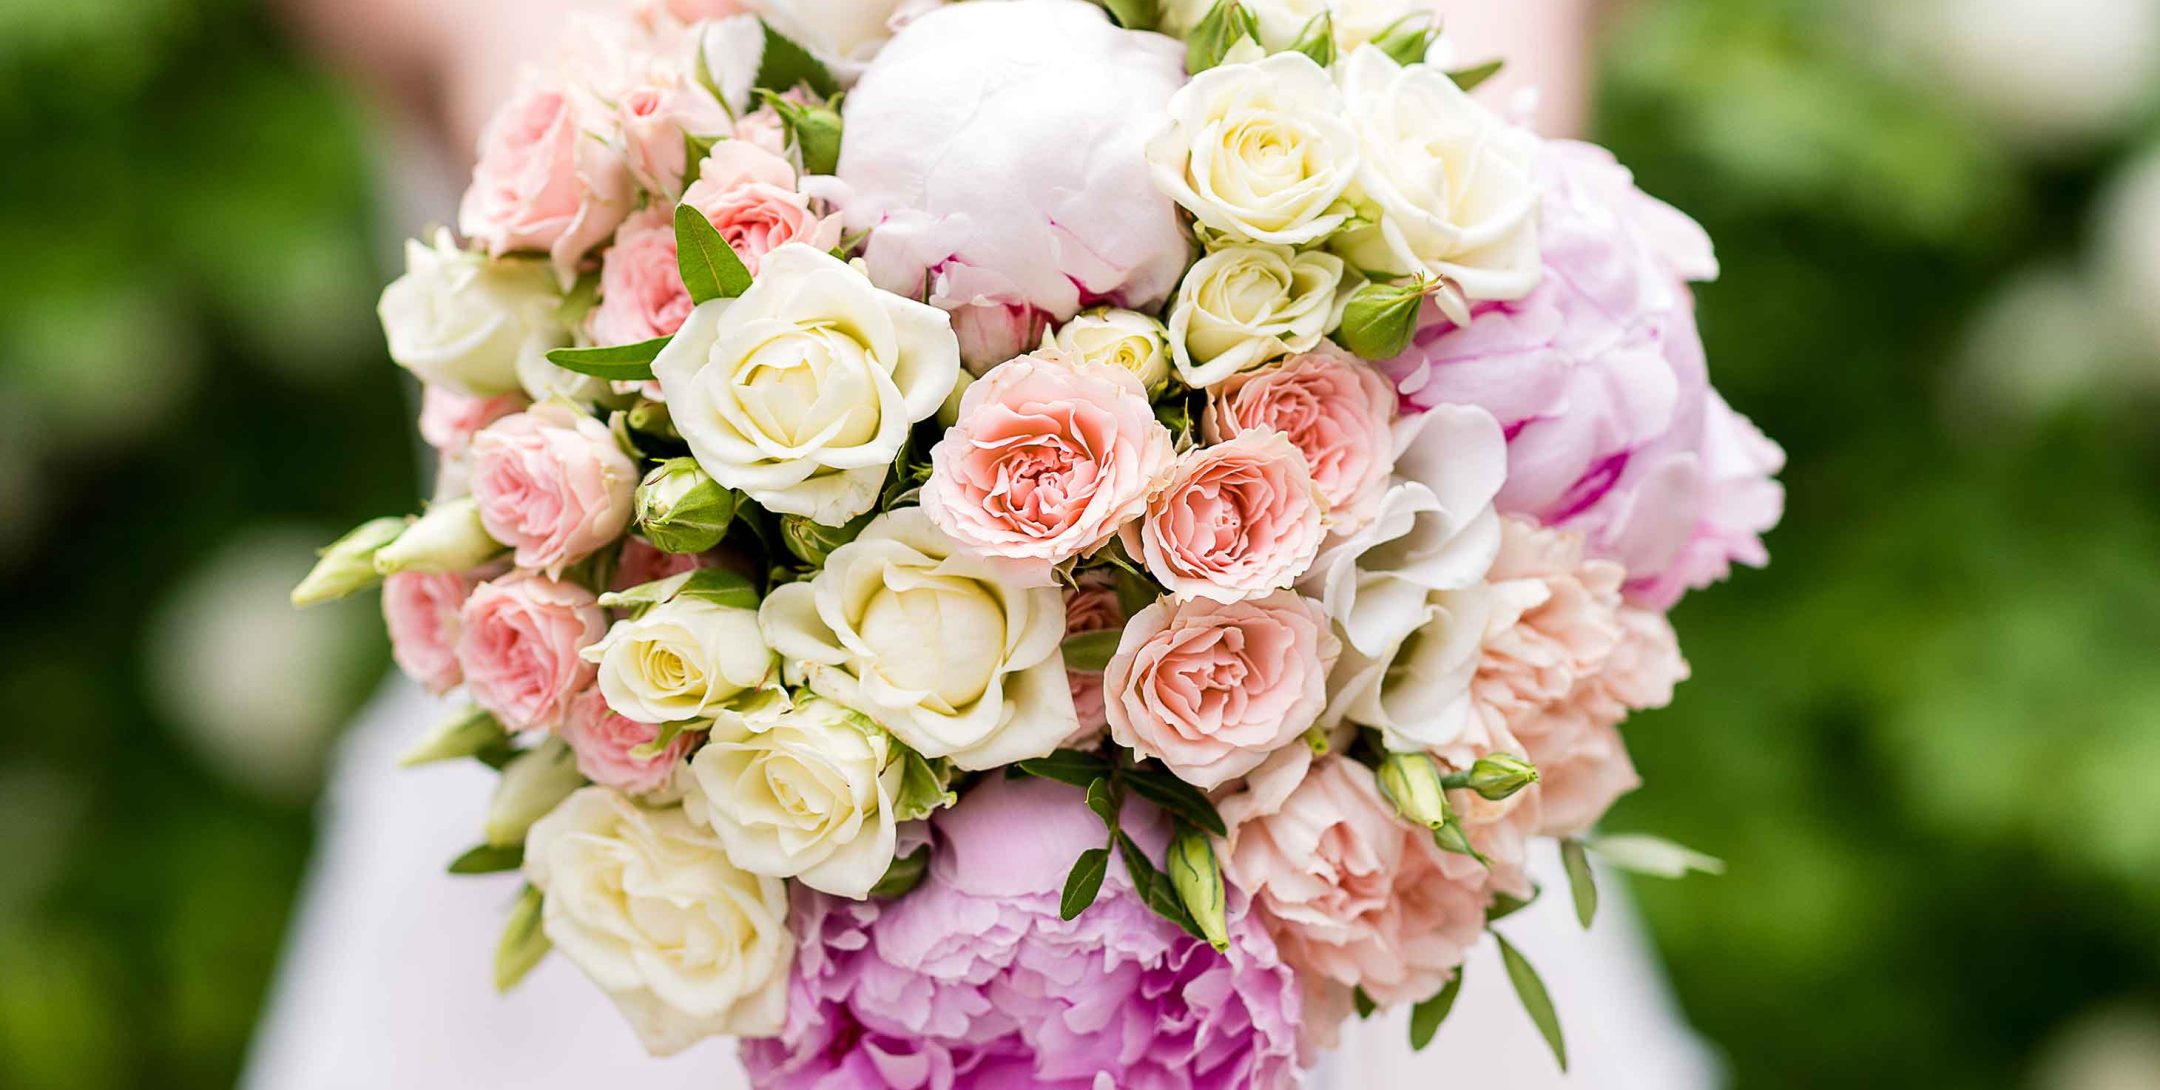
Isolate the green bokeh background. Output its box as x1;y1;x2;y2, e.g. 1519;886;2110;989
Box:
3;0;2158;1087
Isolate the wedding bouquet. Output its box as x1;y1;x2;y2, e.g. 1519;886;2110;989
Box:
293;0;1784;1083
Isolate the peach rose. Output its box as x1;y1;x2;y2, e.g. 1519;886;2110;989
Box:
1104;591;1338;789
1060;574;1125;745
680;142;842;277
1203;348;1397;534
923;352;1175;568
456;573;607;731
589;208;694;347
1219;747;1487;1046
418;386;527;455
470;403;639;578
382;570;478;695
1124;431;1327;603
557;685;696;795
459;74;633;276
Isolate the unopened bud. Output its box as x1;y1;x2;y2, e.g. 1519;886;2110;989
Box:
760;92;844;177
291;516;406;606
484;737;585;848
1376;751;1452;830
400;706;509;768
781;510;872;567
1464;754;1539;802
374;496;503;575
1168;826;1230;952
635;458;736;554
1335;279;1430;361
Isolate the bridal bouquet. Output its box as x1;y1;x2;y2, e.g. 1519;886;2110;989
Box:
294;0;1783;1083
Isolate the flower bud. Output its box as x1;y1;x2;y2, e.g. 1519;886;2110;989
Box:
634;458;737;554
760;93;845;177
291;516;407;607
484;737;586;848
781;510;872;567
399;706;510;768
1464;754;1539;802
1376;750;1452;830
374;496;504;575
1168;826;1230;952
1335;279;1430;361
1052;308;1174;397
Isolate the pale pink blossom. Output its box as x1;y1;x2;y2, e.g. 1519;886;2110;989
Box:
557;685;696;794
680;142;842;276
1104;591;1337;790
923;352;1175;569
1511;607;1686;837
1060;575;1125;745
1124;431;1327;602
1204;348;1397;533
456;573;607;731
731;105;792;158
589;207;692;346
617;82;731;196
459;74;633;277
470;403;639;578
382;570;478;695
418;386;527;458
611;536;713;591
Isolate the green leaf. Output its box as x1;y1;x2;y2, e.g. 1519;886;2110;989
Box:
1015;749;1114;788
1123;769;1228;837
1112;566;1159;619
1448;58;1504;93
756;90;844;177
1060;848;1110;920
1587;834;1726;879
1371;12;1440;66
680;132;721;188
1408;969;1465;1050
1495;931;1567;1072
627;718;698;762
399;706;509;768
1114;829;1157;900
1060;630;1123;672
1186;0;1259;74
755;20;840;98
1486;886;1538;923
869;844;930;899
555;271;602;326
1561;839;1598;929
1433;818;1489;868
1353;988;1377;1019
1084;777;1120;828
546;337;670;381
1287;11;1335;67
893;748;956;821
599;568;760;615
1100;0;1158;30
494;885;550;992
448;842;525;874
675;203;753;305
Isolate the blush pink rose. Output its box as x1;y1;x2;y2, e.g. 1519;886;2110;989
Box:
456;573;607;731
680;142;842;276
557;685;696;794
1061;574;1126;745
470;402;638;578
383;570;479;695
611;536;714;591
617;82;730;196
1204;348;1396;534
1124;431;1327;603
589;207;692;346
1103;591;1336;790
418;385;527;455
1219;747;1487;1046
923;352;1175;568
459;75;633;276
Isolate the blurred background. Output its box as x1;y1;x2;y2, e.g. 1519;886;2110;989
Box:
4;0;2160;1086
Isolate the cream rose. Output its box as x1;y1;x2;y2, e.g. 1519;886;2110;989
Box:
1146;51;1360;247
582;597;776;724
683;694;902;898
1169;243;1346;388
377;231;567;398
651;244;961;525
1334;46;1544;324
523;787;792;1055
1050;307;1173;396
757;508;1077;769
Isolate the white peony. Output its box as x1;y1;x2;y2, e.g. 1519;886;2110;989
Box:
1333;45;1543;324
1051;307;1174;396
1147;50;1361;247
1169;243;1346;387
683;694;902;898
522;787;793;1055
583;598;776;724
377;230;567;397
758;508;1077;769
651;244;960;525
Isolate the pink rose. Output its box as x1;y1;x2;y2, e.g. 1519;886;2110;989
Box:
923;352;1175;568
1124;431;1327;602
1219;747;1487;1046
1103;590;1336;790
611;536;713;591
589;207;692;347
617;83;730;196
1204;348;1396;534
1061;575;1126;745
680;142;842;276
731;104;792;158
456;573;607;731
459;75;633;276
470;403;638;578
418;385;526;455
383;570;478;695
557;685;696;794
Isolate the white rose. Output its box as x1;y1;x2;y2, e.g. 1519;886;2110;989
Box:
1169;243;1346;387
758;508;1077;769
522;787;792;1055
1051;307;1173;395
743;0;929;77
583;598;776;724
652;244;960;525
1146;50;1360;247
1334;45;1543;324
683;694;901;898
377;230;568;397
1160;0;1427;54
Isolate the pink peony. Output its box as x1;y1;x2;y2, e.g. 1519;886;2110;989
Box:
469;402;638;578
1387;140;1782;609
1104;591;1337;790
458;74;633;276
456;572;607;731
679;142;842;277
1060;574;1125;745
556;685;695;794
743;775;1304;1089
588;207;694;346
1125;431;1328;603
1203;348;1397;534
418;386;526;455
923;352;1175;568
1218;747;1487;1046
382;570;478;695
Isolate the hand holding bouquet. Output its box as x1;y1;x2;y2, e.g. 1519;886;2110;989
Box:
295;0;1783;1083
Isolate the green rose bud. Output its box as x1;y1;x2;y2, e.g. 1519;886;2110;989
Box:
484;737;585;848
1168;826;1230;952
291;516;407;607
1335;279;1431;361
764;95;845;177
781;510;873;567
373;496;504;575
635;458;737;554
1376;750;1452;830
1187;0;1259;74
1464;754;1540;802
399;706;510;768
